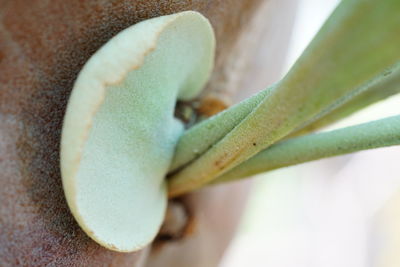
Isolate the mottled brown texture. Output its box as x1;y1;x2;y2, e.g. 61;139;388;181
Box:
0;0;296;266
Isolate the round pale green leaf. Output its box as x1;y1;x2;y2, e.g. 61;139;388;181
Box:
60;11;215;252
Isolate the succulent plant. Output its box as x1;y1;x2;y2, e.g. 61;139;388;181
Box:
60;0;400;254
61;11;215;251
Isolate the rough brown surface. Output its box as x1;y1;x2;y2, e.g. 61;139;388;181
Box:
0;0;296;266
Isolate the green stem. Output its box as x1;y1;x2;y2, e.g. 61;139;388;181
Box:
169;85;274;172
171;61;400;173
168;0;400;197
213;115;400;183
291;62;400;137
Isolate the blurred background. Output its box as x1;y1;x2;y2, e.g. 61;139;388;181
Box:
220;0;400;266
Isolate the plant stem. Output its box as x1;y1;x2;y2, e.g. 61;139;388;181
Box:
169;85;274;172
213;115;400;183
291;62;400;137
168;0;400;198
171;61;400;173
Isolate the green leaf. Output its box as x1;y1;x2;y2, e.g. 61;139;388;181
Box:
292;61;400;136
170;61;400;173
61;11;215;252
214;115;400;183
169;85;274;172
168;0;400;197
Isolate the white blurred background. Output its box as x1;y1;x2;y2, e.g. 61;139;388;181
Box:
220;0;400;266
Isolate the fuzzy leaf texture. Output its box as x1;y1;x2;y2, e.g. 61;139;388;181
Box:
60;11;215;252
214;115;400;183
168;0;400;197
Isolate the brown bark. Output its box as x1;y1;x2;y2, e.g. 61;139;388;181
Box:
0;0;297;266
